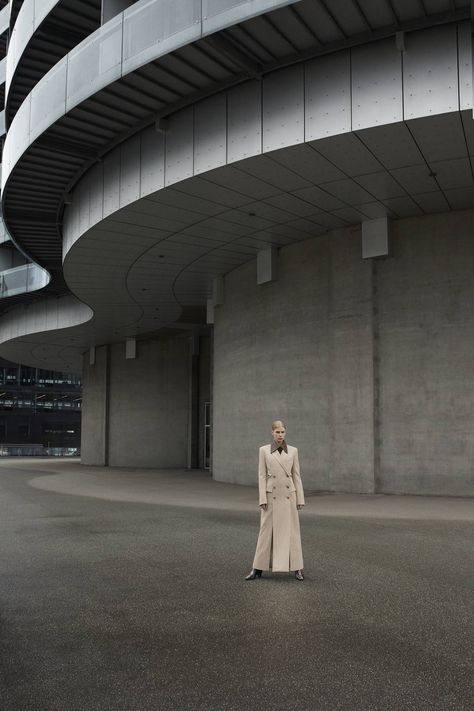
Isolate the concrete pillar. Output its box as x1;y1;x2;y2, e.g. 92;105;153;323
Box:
101;0;133;24
81;344;110;465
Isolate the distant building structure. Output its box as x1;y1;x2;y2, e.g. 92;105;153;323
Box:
0;357;81;456
0;0;472;495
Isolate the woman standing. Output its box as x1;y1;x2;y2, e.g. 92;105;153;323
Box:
245;420;305;581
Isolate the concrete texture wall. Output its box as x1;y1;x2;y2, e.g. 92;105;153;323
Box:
213;227;376;494
81;345;109;466
376;211;474;495
81;337;191;468
212;210;474;496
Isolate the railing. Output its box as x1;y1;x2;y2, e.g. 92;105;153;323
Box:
2;0;297;184
0;262;50;298
0;445;80;456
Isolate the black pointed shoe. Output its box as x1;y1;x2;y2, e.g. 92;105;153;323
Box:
245;568;262;580
295;570;304;581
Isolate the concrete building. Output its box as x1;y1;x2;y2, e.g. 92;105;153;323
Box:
0;0;473;495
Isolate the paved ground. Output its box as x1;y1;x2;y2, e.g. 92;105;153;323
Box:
0;459;472;711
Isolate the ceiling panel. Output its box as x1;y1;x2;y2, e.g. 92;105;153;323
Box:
234;156;312;191
428;158;474;190
201;167;281;200
413;191;451;213
320;178;376;204
291;185;346;211
407;114;468;162
268;145;346;183
311;133;383;176
356;123;425;169
390;165;440;194
443;187;474;209
355;171;407;200
383;196;424;217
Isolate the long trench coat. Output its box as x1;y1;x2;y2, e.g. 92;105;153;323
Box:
252;444;305;572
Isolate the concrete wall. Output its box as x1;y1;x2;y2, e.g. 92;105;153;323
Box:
213;227;376;493
212;210;474;496
81;336;191;468
376;211;474;495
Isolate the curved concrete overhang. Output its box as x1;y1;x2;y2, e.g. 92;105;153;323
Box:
1;0;469;272
2;19;474;372
0;292;92;371
6;0;101;123
0;1;473;371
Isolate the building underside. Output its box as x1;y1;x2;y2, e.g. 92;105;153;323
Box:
0;0;473;494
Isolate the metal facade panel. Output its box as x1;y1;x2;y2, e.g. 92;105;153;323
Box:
78;182;91;236
457;21;472;110
140;127;164;197
29;57;67;144
89;164;104;228
305;51;351;141
263;65;304;152
351;38;403;130
165;107;194;186
66;16;123;112
120;135;141;207
227;81;262;164
103;148;121;217
122;0;201;76
403;25;459;119
2;94;30;185
194;94;227;175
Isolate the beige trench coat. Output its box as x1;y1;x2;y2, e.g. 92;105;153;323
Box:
252;444;305;572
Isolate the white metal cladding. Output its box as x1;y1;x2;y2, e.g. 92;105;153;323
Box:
66;15;123;112
165;107;194;186
6;0;60;95
140;127;165;197
120;135;141;207
103;148;121;218
351;38;403;130
121;0;201;75
194;94;227;176
3;9;471;196
456;22;472;111
227;81;262;163
29;56;67;144
304;51;351;140
263;65;304;152
403;25;459;119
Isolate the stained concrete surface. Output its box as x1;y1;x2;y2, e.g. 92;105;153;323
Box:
0;459;472;711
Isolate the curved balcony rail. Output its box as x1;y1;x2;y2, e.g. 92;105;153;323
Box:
6;0;60;96
2;0;297;189
0;262;50;298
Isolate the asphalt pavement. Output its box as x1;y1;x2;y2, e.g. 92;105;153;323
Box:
0;459;472;711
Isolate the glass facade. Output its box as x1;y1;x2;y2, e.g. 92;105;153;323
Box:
0;359;82;454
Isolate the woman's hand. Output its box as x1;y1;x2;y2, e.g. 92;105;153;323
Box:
297;504;304;510
260;504;268;511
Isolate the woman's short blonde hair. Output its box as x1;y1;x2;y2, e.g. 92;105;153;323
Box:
272;420;286;430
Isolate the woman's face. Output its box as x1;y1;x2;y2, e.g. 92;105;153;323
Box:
272;426;286;445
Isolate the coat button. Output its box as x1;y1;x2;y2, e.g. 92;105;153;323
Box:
273;486;276;490
273;475;276;478
286;495;290;499
273;496;276;500
286;484;289;488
